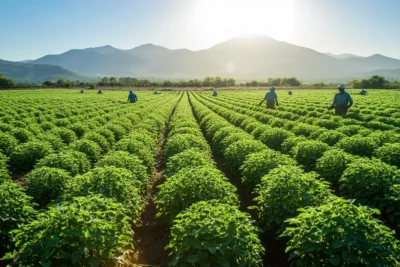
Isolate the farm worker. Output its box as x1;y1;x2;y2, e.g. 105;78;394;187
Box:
328;84;353;116
127;90;138;103
97;89;103;94
80;89;84;94
212;90;218;97
154;90;158;95
259;86;279;109
360;89;367;95
288;90;293;95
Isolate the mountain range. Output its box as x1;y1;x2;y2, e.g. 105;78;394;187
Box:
3;35;400;82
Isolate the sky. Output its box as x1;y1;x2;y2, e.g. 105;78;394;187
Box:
1;0;400;61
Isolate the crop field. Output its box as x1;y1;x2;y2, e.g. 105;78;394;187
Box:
1;89;400;267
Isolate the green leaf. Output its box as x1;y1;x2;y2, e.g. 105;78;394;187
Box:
328;256;341;266
331;239;342;248
342;251;350;261
185;254;200;264
88;257;101;267
71;251;82;264
39;260;52;267
348;253;359;264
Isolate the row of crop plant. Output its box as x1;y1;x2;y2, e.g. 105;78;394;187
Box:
0;93;181;266
155;93;264;266
189;92;400;266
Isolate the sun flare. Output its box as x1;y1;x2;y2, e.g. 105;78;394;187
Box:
193;0;294;42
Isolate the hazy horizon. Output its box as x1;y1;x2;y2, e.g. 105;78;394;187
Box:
1;0;400;61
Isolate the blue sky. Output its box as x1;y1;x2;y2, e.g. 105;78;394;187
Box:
1;0;399;61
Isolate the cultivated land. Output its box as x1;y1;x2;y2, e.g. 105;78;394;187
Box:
1;89;400;266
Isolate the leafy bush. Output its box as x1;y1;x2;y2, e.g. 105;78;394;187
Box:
13;195;132;267
383;184;400;229
68;123;89;138
165;148;213;177
317;130;346;146
216;132;252;153
10;141;53;172
212;126;243;145
292;141;330;171
26;167;72;206
282;198;400;267
36;151;91;176
0;181;37;252
114;139;154;172
50;127;77;145
96;151;148;189
64;166;142;220
0;132;18;156
167;201;263;266
223;139;265;172
336;125;364;136
336;136;378;157
369;130;400;146
37;133;66;152
314;119;340;130
251;125;271;139
156;167;239;221
259;128;295;150
315;149;357;185
11;127;34;143
374;143;400;167
164;134;210;158
339;158;400;207
69;139;102;165
84;132;111;153
96;128;116;145
253;165;333;230
105;124;127;141
169;127;203;138
291;123;321;137
280;136;308;154
240;149;297;189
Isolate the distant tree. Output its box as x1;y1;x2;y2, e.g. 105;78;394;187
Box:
0;74;15;88
56;78;71;88
42;81;54;87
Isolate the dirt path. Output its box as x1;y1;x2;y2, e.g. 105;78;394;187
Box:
129;100;180;267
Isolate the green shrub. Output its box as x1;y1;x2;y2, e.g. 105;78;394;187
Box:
282;198;400;267
84;132;111;153
69;139;102;165
115;139;154;172
165;134;210;158
336;125;364;136
10;141;53;172
37;133;66;152
96;128;116;145
156;167;239;222
253;166;333;230
383;184;400;229
217;132;251;153
314;119;340;130
292;141;330;171
11;127;34;143
317;130;346;146
96;151;148;189
339;158;400;207
105;124;127;141
169;127;203;138
212;126;243;145
165;148;213;177
223;139;265;172
374;143;400;167
167;201;263;266
64;167;142;220
369;130;400;146
280;136;308;155
0;132;18;156
240;149;297;189
128;132;158;151
336;136;378;157
68;123;89;138
0;181;37;252
26;167;72;206
13;195;132;267
291;123;320;137
0;168;11;184
50;127;77;145
251;125;271;139
315;149;357;185
259;128;295;150
36;151;91;176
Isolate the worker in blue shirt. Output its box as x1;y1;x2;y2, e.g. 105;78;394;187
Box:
288;90;293;96
127;90;138;103
259;86;279;109
212;90;218;96
80;89;84;94
97;89;103;94
360;89;367;95
328;84;353;116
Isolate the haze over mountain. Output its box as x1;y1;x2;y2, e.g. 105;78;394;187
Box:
0;60;86;82
324;53;363;59
9;35;400;82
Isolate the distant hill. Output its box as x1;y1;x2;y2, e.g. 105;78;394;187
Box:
324;52;363;59
0;60;87;82
21;35;400;81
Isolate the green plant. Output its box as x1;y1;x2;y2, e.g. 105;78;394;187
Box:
282;198;400;266
336;136;379;158
63;166;142;220
10;141;54;172
105;124;127;141
84;132;111;153
317;130;346;146
383;184;400;228
96;151;148;190
36;151;91;176
69;139;102;165
11;128;34;143
223;139;265;172
280;136;308;154
13;195;132;267
0;132;18;156
68;123;89;138
292;141;330;171
167;201;264;266
165;148;213;177
156;167;239;222
259;128;295;150
253;165;333;230
114;139;154;172
50;127;77;145
164;134;210;158
26;167;72;206
240;149;297;189
374;143;400;167
339;158;400;207
37;133;66;152
0;181;37;252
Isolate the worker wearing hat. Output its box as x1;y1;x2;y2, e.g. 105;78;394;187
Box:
328;84;353;116
259;86;279;109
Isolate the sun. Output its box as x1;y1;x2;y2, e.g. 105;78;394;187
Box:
193;0;294;42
